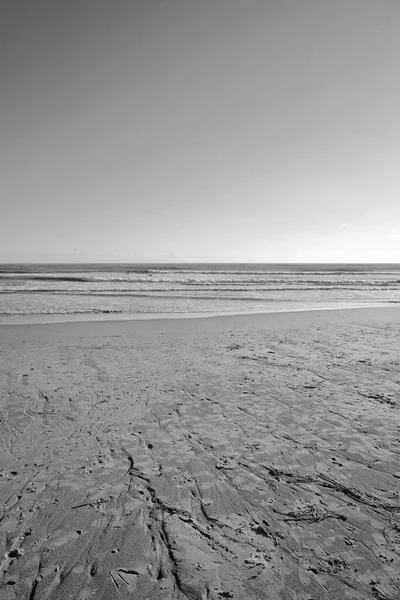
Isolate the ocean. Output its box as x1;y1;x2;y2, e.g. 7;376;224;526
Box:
0;263;399;322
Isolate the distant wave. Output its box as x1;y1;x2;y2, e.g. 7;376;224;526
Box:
1;275;400;286
1;288;399;301
0;275;92;282
1;282;399;295
2;267;400;280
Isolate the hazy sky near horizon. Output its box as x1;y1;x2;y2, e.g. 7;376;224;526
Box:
1;0;400;263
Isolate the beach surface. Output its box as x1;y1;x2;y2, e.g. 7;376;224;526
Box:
0;307;399;599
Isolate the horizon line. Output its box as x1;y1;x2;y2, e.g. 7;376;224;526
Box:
1;261;399;266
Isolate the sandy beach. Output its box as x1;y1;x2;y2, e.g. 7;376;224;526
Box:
0;307;399;600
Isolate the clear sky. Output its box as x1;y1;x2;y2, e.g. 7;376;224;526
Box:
1;0;400;263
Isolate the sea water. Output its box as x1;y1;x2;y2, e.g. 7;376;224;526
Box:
0;263;399;322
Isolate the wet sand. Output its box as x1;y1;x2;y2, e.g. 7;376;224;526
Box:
0;308;400;599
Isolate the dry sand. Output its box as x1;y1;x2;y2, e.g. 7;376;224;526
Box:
0;307;399;600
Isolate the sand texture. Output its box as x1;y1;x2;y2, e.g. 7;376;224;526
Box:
0;309;400;599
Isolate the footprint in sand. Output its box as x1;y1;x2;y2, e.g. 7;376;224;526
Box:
47;529;83;549
110;568;141;593
216;457;236;470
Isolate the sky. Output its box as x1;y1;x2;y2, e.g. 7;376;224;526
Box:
1;0;400;263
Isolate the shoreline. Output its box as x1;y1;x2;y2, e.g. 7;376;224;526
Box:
0;301;397;327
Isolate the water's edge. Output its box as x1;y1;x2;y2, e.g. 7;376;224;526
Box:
0;302;394;326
